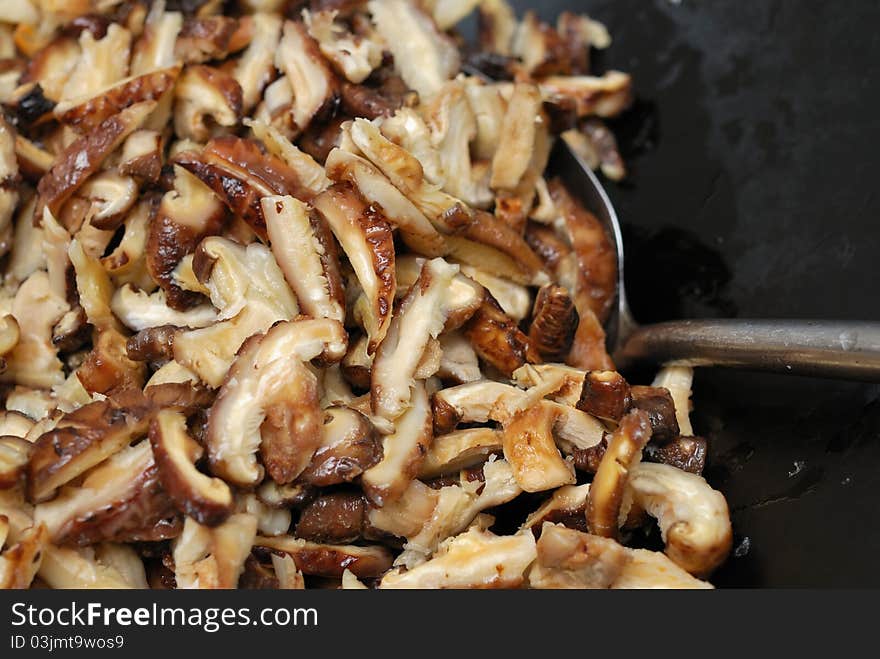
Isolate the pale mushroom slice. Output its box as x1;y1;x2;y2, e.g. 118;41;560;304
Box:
275;19;338;135
522;483;591;533
255;535;393;579
502;400;576;493
380;107;444;186
173;513;258;589
313;182;395;352
380;527;537;589
149;409;233;527
539;71;633;118
0;118;18;255
458;264;531;321
248;119;329;197
367;0;460;98
111;285;218;332
58;23;132;107
652;365;695;437
627;462;732;577
478;0;517;55
237;493;291;537
261;195;345;323
0;522;49;589
586;409;653;539
325;148;446;257
490;82;542;191
305;9;382;84
348;118;472;232
528;523;629;589
419;427;503;479
206;318;346;486
131;1;183;76
612;548;713;590
367;479;439;539
361;380;432;506
234;11;283;113
371;257;459;420
512;363;586;407
0;438;35;489
437;331;482;384
173;64;243;142
38;544;138;589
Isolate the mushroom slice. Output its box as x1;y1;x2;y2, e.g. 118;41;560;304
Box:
444;235;534;285
348;118;472;232
461;212;548;285
299;406;382;487
511;363;585;407
431;380;528;434
644;435;708;475
627;462;732;577
275;20;339;135
502;401;575;493
131;1;183;76
586;409;652;539
0;411;35;439
463;295;540;377
294;491;367;544
529;284;579;361
652;365;694;437
630;385;680;443
380;527;536;589
174;136;311;240
38;544;137;589
458;264;531;321
238;493;291;537
0;314;19;358
490;82;542;191
325;148;445;257
521;483;591;533
612;548;713;590
173;513;258;589
257;480;314;509
75;171;138;231
362;380;432;506
174;15;239;64
437;331;482;384
111;285;218;332
477;0;516;54
255;535;393;579
0;522;48;589
149;409;232;527
305;9;382;84
549;401;605;451
381;107;444;185
261;195;345;323
33;439;178;545
173;65;243;142
313;182;395;352
341;333;372;390
36;100;156;217
248;120;329;197
234;11;282;112
27;392;153;503
539;71;633;118
577;370;632;422
367;0;459;98
419;428;503;479
528;523;629;589
371;258;459;420
206;318;346;486
0;437;32;489
54;65;179;133
367;478;439;539
0;118;18;249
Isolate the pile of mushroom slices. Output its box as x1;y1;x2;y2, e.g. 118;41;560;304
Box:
0;0;731;590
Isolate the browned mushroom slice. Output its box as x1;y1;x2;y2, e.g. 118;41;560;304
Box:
371;258;459;420
174;136;312;240
118;129;163;182
27;391;153;503
464;295;540;377
173;65;243;142
294;491;367;544
565;118;627;181
0;437;32;489
419;428;503;479
34;440;179;545
368;0;459;98
462;211;548;284
255;535;393;579
313;182;395;352
502;401;575;492
528;522;629;589
174;15;238;64
305;9;382;84
652;365;695;436
76;328;148;396
529;284;579;361
539;71;633;118
627;462;732;577
173;514;258;589
149;409;232;527
362;380;432;506
577;370;632;423
234;12;282;113
644;435;707;475
14;133;54;181
261;195;345;323
53;66;179;133
444;235;534;286
341;333;372;390
348;118;473;232
36;100;156;218
586;409;652;539
299;406;382;486
521;483;591;533
247;120;329;198
611;547;713;589
206;318;346;486
489;83;541;191
630;385;680;443
275;20;339;134
0;522;49;589
380;527;536;589
325;148;445;256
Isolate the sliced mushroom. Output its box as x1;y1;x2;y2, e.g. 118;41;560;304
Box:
463;295;540;377
174;15;239;64
577;370;631;423
586;409;652;539
261;195;345;323
237;493;291;537
254;534;393;578
502;400;575;492
529;284;578;361
305;9;382;84
478;0;517;55
0;437;32;489
299;406;382;486
294;491;367;544
0;411;35;439
627;462;732;577
248;119;329;198
174;65;243;142
0;522;48;589
130;2;183;76
380;527;536;589
437;331;481;384
612;547;713;590
528;522;629;589
489;82;542;192
58;23;133;108
313;182;395;352
366;478;439;538
111;284;218;332
173;513;257;589
206;318;346;486
462;211;548;285
521;483;591;533
257;480;314;509
381;106;444;185
0;118;19;254
644;435;707;475
630;385;680;444
539;71;633;118
511;363;585;407
38;544;137;589
419;427;503;479
651;365;694;437
149;409;232;527
234;11;283;112
431;380;527;434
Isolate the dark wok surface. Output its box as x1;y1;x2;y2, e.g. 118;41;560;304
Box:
510;0;880;586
